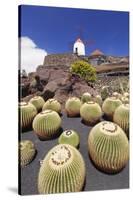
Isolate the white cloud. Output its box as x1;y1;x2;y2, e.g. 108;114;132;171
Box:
20;37;47;73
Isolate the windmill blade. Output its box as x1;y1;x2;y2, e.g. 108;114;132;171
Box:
84;39;95;46
75;25;85;40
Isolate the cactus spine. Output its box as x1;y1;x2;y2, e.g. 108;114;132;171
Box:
65;97;82;117
19;140;36;167
80;101;102;125
81;92;92;103
38;144;86;194
42;98;61;114
102;97;122;120
88;121;129;173
29;96;45;112
32;110;61;139
58;130;80;148
113;104;129;135
94;95;103;106
19;102;37;129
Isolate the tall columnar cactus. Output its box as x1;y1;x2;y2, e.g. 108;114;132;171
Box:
80;101;102;125
29;96;45;112
58;130;80;148
113;104;129;135
65;97;82;117
100;86;109;100
32;110;61;139
81;92;92;103
88;121;129;173
19;102;37;129
19;140;36;167
102;97;122;120
42;98;61;114
94;95;103;106
38;144;86;194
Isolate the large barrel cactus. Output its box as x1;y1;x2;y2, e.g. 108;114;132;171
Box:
42;98;61;114
113;104;129;135
65;97;82;117
19;102;37;129
80;101;102;125
32;110;61;139
58;130;80;148
102;97;122;120
81;92;92;103
19;140;36;167
38;144;86;194
88;121;129;173
29;96;45;112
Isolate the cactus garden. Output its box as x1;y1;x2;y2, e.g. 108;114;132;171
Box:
19;58;129;194
19;5;129;196
19;85;130;194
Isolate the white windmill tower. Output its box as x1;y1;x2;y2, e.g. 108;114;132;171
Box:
73;38;85;56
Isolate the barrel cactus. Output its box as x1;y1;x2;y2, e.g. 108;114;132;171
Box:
102;97;122;120
94;95;103;106
88;121;129;173
112;92;121;98
81;92;91;103
80;101;102;125
19;140;36;167
42;98;61;114
38;144;86;194
123;92;129;98
121;96;129;104
65;97;82;117
58;130;80;148
33;110;61;139
29;96;45;112
113;104;129;135
19;102;37;129
101;86;109;100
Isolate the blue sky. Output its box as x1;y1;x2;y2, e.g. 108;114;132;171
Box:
19;5;129;57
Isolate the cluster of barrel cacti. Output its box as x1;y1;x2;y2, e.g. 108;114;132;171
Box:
19;90;129;194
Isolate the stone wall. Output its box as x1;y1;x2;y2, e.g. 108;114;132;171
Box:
43;53;81;68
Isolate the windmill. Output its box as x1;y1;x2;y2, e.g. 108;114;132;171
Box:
68;25;95;55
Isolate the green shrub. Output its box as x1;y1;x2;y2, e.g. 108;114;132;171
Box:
70;60;97;82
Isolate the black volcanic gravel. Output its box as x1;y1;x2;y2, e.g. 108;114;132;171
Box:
20;113;129;195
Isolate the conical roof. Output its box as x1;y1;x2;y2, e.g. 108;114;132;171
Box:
75;38;84;43
90;49;104;56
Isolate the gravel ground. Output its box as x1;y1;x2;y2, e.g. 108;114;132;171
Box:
19;113;129;195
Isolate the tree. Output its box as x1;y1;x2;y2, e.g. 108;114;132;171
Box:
70;60;97;82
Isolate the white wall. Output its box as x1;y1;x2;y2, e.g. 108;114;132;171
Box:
73;41;85;56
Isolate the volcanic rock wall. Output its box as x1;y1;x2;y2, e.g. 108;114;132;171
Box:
43;53;81;69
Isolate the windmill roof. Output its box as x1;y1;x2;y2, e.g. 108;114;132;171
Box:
75;38;84;43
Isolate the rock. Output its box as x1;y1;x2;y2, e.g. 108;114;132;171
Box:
20;82;30;98
41;81;59;101
72;81;97;97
